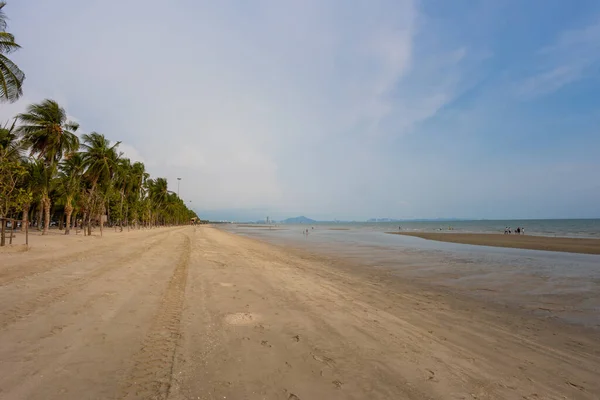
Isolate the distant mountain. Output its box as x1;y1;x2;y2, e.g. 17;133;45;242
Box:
282;216;316;224
367;218;402;222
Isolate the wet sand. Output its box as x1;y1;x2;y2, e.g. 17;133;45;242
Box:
391;232;600;254
1;226;599;399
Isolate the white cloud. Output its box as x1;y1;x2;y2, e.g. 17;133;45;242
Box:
3;0;496;218
517;19;600;98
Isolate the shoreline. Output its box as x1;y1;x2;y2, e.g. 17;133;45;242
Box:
389;232;600;254
1;226;599;398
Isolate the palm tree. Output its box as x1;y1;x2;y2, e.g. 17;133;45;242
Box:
17;99;79;234
58;153;84;234
0;2;25;102
127;161;147;228
0;122;39;231
0;119;21;160
113;157;135;231
0;120;26;225
80;132;120;235
17;158;39;231
146;177;169;226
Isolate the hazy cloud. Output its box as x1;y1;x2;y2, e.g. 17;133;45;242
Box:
2;1;600;220
517;19;600;98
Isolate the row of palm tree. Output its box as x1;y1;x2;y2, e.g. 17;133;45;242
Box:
0;3;196;242
1;99;198;238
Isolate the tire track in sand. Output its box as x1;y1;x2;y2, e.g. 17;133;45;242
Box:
0;231;172;330
121;233;191;400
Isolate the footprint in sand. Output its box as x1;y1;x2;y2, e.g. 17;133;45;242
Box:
312;353;335;367
219;282;233;287
426;369;436;381
224;312;260;326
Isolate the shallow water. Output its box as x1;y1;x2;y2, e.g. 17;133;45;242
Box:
252;219;600;238
223;225;600;328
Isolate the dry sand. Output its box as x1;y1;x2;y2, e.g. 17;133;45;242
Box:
0;226;599;399
392;232;600;254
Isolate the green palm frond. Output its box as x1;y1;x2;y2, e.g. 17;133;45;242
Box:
0;53;24;102
0;2;25;103
0;119;23;161
80;132;121;187
17;99;79;165
0;2;7;31
0;32;20;53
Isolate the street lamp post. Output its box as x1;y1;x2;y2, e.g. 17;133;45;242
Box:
177;177;182;198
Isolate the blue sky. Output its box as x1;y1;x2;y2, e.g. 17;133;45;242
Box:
2;0;600;221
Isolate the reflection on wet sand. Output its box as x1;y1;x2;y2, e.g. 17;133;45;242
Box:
224;225;600;328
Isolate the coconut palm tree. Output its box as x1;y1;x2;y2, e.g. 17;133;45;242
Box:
0;2;25;103
112;157;136;231
58;153;84;234
17;158;39;231
80;132;120;235
17;99;79;234
0;120;27;226
0;119;21;160
0;122;38;230
17;100;79;165
146;177;169;226
127;161;147;228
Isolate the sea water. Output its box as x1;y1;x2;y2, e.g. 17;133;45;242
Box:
223;221;600;328
298;219;600;238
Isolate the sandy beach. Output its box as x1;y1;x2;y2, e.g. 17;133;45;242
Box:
0;226;599;399
391;232;600;254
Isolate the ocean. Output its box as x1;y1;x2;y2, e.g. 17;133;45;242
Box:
286;218;600;238
222;219;600;328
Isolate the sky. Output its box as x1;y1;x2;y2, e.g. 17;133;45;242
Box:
2;0;600;221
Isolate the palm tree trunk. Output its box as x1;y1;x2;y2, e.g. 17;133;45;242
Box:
86;184;97;237
87;213;92;236
82;212;87;236
64;203;73;235
119;191;124;232
42;195;51;235
37;204;42;231
21;203;30;232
